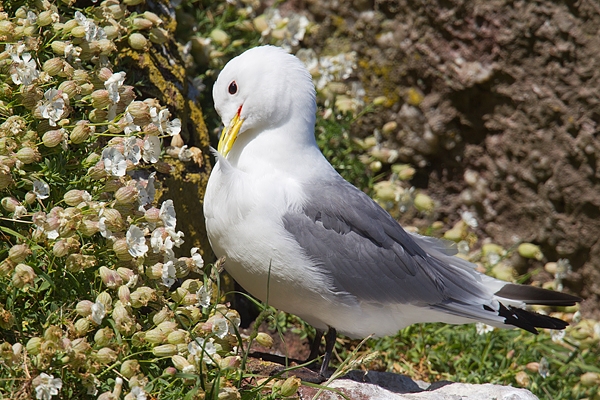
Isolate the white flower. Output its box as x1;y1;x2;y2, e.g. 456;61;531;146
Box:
551;329;565;343
142;135;161;163
159;200;177;229
461;210;478;228
475;322;494;335
74;11;106;42
178;145;192;162
105;71;126;104
135;172;156;209
102;147;127;177
196;281;212;308
46;230;59;240
124;136;142;165
33;180;50;199
123;112;141;135
64;43;82;62
129;386;147;400
150;107;181;136
10;51;39;86
126;225;148;258
212;316;229;339
91;301;106;325
190;247;204;271
98;217;113;239
14;205;27;219
37;89;67;127
161;260;176;288
34;373;62;400
188;337;217;364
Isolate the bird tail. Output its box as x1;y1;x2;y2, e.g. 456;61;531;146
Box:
490;283;582;334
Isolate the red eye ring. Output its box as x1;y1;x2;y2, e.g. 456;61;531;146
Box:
228;81;237;95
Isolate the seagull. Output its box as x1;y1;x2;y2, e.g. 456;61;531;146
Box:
203;45;581;376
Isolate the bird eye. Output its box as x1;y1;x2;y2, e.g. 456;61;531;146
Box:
228;81;238;95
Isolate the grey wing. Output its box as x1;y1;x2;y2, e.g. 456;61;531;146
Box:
282;176;491;308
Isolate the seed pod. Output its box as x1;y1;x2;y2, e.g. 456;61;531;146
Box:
120;359;140;378
255;332;273;348
171;354;192;371
42;129;65;148
43;58;65;76
8;244;31;263
70;120;93;144
74;318;91;336
76;300;94;317
95;347;117;364
152;344;177;357
518;243;543;260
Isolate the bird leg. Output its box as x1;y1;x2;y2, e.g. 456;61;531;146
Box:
306;329;324;363
320;327;337;376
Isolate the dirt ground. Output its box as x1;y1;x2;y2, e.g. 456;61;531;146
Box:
282;0;600;317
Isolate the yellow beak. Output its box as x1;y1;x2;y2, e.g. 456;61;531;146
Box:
217;113;244;157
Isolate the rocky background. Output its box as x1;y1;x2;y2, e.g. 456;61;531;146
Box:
273;0;600;315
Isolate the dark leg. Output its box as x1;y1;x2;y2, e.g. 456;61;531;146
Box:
320;327;337;376
307;329;324;362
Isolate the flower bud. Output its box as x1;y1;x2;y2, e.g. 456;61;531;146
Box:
115;185;139;204
94;327;114;347
95;347;118;364
80;219;99;236
149;27;168;44
91;89;111;109
152;344;177;357
132;18;153;30
414;193;435;213
99;266;123;289
26;337;43;355
144;207;160;223
16;147;41;164
167;330;188;345
51;40;67;55
8;244;31;263
171;354;193;371
144;329;166;344
58;80;80;99
518;243;543;260
118;285;131;305
70;25;86;38
43;57;65;76
88;163;108;180
123;0;144;5
130;286;156;308
120;359;140;378
218;355;241;371
76;300;94;317
74;318;91;336
103;25;119;40
63;189;90;206
580;372;600;387
143;12;162;25
53;239;70;257
42;129;65;148
128;32;148;50
156;321;178;334
279;376;301;397
12;264;36;288
80;83;94;96
152;308;173;326
255;332;273;348
96;291;112;311
70;120;93;144
97;39;116;55
146;263;163;280
113;239;133;261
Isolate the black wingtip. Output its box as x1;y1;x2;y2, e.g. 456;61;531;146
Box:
497;303;570;334
495;284;582;307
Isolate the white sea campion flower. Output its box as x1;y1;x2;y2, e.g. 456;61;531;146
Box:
98;217;113;239
102;147;127;177
123;112;141;135
64;43;82;62
10;51;39;86
190;247;204;271
129;386;147;400
142;135;161;163
188;337;217;365
178;145;192;162
161;260;176;288
37;89;67;127
74;11;107;42
126;225;148;258
159;200;177;229
475;322;494;335
14;205;27;219
33;373;63;400
461;210;478;228
105;71;126;104
32;180;50;199
135;173;156;209
196;281;211;308
150;107;181;136
551;329;565;343
124;137;142;165
91;301;106;325
212;316;229;339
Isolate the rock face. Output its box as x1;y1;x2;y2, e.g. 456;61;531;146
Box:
298;371;538;400
301;0;599;315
